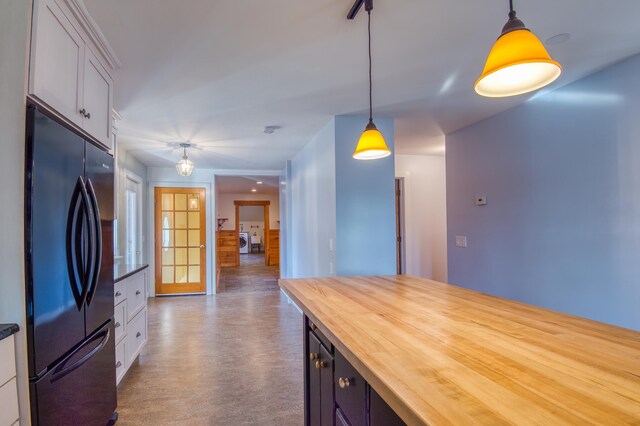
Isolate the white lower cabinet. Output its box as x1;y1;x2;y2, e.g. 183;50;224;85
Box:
0;335;19;426
113;267;148;385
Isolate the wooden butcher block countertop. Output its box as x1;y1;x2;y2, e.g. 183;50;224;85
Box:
279;275;640;425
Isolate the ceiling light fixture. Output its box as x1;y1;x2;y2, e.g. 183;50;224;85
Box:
251;189;257;192
176;143;194;177
350;0;391;160
475;0;562;98
256;181;263;185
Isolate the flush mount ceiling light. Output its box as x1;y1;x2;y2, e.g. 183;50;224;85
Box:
256;181;263;185
176;143;194;177
349;0;391;160
475;0;562;98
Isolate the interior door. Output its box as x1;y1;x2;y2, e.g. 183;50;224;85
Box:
154;188;207;295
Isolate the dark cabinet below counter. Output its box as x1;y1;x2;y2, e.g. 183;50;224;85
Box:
304;316;405;426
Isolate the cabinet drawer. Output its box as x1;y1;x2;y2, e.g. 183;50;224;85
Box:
0;377;19;426
114;301;126;343
115;339;126;385
126;271;146;322
335;350;366;426
114;281;126;305
125;308;147;367
0;335;16;387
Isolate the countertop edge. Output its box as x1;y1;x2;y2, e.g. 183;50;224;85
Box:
0;323;20;342
114;264;149;283
280;281;427;426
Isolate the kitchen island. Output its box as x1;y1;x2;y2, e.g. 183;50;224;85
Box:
280;275;640;425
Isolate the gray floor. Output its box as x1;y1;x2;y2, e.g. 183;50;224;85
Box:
116;257;303;425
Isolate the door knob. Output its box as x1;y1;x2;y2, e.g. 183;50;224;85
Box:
338;377;351;388
200;245;205;249
115;322;121;328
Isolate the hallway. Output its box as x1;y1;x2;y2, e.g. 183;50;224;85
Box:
116;287;303;424
219;253;280;294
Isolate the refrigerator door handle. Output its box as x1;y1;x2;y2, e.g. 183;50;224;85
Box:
78;177;95;306
49;326;110;384
66;177;85;310
85;178;102;306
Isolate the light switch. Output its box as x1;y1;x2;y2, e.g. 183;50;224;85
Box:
475;196;487;206
455;236;468;248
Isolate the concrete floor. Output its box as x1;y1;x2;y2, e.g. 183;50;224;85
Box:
116;256;303;425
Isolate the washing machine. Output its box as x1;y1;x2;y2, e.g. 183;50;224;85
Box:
239;232;249;254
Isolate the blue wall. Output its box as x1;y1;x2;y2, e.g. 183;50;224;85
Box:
335;116;397;276
446;54;640;330
287;115;397;278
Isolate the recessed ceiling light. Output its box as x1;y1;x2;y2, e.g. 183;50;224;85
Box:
256;181;263;185
251;189;257;192
546;33;571;46
264;126;281;134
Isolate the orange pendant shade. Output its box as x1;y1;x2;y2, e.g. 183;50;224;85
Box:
353;121;391;160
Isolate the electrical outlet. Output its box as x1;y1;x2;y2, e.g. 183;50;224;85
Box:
475;196;487;206
455;236;468;248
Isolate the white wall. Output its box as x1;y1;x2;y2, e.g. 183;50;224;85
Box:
395;154;448;282
0;0;31;422
290;119;337;278
217;192;280;231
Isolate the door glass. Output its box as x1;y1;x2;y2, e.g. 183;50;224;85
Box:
157;189;205;292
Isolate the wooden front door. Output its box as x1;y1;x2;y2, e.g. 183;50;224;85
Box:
155;187;207;295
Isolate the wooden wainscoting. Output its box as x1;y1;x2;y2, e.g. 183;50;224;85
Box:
217;230;238;268
267;230;280;266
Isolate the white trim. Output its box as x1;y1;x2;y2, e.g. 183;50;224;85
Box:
124;170;144;265
61;0;122;71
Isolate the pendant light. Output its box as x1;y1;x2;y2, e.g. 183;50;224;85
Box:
176;143;194;177
352;0;391;160
475;0;562;98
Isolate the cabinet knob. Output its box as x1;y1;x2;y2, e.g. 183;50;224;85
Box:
79;108;86;115
309;353;319;361
136;332;142;338
310;322;317;331
115;322;121;328
115;291;122;297
115;361;122;368
136;290;141;295
85;112;91;119
315;360;325;369
338;377;351;389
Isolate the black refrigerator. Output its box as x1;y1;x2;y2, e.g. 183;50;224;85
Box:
25;105;117;425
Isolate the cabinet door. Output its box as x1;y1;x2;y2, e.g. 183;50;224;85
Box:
370;387;405;426
335;350;366;426
82;47;113;149
308;332;322;426
29;0;84;126
319;343;334;426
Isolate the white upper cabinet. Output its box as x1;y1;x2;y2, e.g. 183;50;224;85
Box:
29;0;119;150
82;47;113;146
29;0;84;127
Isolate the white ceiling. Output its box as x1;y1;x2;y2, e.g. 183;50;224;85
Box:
85;0;640;169
216;176;280;195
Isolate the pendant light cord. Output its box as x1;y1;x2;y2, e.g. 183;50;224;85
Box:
368;9;373;123
508;0;516;20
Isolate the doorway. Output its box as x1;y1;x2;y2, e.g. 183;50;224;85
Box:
154;187;207;295
234;200;270;266
395;178;406;275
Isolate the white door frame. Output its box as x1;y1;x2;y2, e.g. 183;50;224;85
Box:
124;170;143;265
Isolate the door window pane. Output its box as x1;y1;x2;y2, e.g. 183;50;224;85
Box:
162;267;174;284
188;194;199;210
175;194;187;210
161;194;173;210
162;212;174;229
188;230;200;246
176;266;188;283
188;212;200;229
188;266;200;283
175;248;188;265
188;248;200;265
175;230;187;247
162;248;174;265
